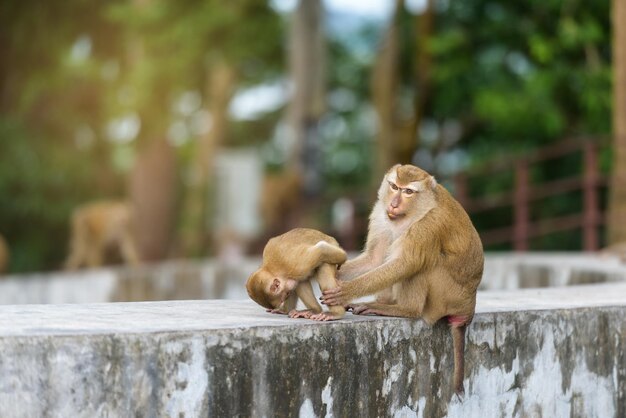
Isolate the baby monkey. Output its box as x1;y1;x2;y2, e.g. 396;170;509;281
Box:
246;228;346;321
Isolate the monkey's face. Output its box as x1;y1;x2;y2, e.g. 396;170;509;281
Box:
268;276;298;308
381;164;437;221
246;268;297;311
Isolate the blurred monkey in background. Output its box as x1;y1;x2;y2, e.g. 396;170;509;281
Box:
65;201;140;270
600;242;626;263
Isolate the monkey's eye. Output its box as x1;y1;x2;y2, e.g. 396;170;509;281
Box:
403;189;415;195
389;182;399;191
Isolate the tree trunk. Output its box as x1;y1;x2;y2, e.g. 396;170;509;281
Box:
178;59;236;256
260;0;326;234
286;0;326;197
126;0;177;262
398;0;434;165
371;0;402;181
609;0;626;244
129;139;177;261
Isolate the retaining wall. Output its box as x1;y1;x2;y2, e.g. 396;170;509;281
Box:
0;283;625;418
0;253;625;304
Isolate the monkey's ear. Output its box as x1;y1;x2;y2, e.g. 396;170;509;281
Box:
429;176;437;190
270;278;281;294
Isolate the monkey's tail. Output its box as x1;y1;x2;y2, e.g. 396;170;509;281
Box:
448;316;468;397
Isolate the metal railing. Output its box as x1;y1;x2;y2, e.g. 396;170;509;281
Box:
454;139;607;251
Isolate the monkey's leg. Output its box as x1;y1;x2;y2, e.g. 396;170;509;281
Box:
348;302;420;318
65;230;88;270
312;241;347;266
65;241;86;271
86;243;104;268
119;232;140;266
312;263;345;321
374;287;395;304
350;283;425;318
290;281;322;319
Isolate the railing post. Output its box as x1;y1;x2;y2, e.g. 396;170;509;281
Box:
454;173;469;208
514;161;529;251
583;142;599;251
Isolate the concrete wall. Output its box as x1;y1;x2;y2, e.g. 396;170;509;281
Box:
0;254;624;416
0;283;624;418
481;253;626;290
0;259;259;304
1;253;625;305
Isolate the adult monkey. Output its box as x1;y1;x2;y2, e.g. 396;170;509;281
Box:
321;164;484;396
65;201;140;270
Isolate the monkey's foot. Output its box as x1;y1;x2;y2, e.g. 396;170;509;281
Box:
310;312;343;321
288;309;317;319
347;304;386;316
266;308;287;315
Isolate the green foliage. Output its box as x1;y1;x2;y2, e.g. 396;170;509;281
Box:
321;21;381;194
0;0;282;272
422;0;611;155
0;118;120;272
416;0;612;250
0;0;615;269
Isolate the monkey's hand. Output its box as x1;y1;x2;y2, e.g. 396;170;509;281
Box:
320;280;350;306
288;309;316;319
266;308;287;315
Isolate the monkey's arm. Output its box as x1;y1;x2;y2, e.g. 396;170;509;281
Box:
268;292;298;314
321;258;415;306
322;216;442;306
338;253;377;281
295;281;323;313
289;281;322;319
338;235;388;281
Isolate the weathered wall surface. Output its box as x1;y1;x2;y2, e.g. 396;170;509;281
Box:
481;253;626;290
0;253;625;304
0;283;624;418
0;259;259;304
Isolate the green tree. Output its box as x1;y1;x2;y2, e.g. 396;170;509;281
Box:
0;0;283;271
0;0;125;272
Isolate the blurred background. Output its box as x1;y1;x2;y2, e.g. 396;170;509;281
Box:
0;0;624;277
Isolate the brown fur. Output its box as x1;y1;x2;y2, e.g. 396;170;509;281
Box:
600;242;626;262
246;228;347;321
321;164;484;396
0;233;8;274
65;201;140;270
